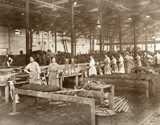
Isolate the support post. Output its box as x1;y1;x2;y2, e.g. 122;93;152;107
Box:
90;101;96;125
0;87;2;97
133;18;137;59
154;40;156;53
8;27;11;54
5;85;9;103
90;31;92;53
71;0;76;57
9;84;19;115
99;0;103;53
145;29;148;51
92;33;95;51
118;16;122;52
54;29;57;53
25;0;32;64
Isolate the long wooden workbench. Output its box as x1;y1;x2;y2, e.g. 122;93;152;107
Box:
93;73;158;98
11;88;96;125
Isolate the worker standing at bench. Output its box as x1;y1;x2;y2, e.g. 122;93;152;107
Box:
24;56;41;84
89;56;97;76
104;54;111;75
48;57;61;89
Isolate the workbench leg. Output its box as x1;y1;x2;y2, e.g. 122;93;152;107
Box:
150;81;156;96
5;85;9;103
90;101;95;125
82;73;84;81
0;87;2;97
60;77;63;90
75;75;78;89
109;85;114;109
100;89;104;104
111;85;115;97
9;89;19;115
152;83;156;96
146;83;149;98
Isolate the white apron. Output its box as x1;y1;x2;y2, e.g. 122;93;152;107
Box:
89;59;97;76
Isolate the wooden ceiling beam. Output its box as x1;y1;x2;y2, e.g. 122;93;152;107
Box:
53;0;69;5
31;0;67;10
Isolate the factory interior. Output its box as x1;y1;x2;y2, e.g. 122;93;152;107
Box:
1;0;160;125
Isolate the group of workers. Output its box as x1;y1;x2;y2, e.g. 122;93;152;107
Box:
24;56;61;89
24;52;143;86
88;53;142;76
8;50;160;89
4;50;160;104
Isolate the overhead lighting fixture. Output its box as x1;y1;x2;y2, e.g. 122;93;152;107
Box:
97;19;100;25
145;15;151;18
96;19;101;28
128;17;132;21
152;36;156;39
97;24;101;29
21;13;24;16
73;1;77;7
15;29;21;35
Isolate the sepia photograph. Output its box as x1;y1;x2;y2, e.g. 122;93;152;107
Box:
0;0;160;125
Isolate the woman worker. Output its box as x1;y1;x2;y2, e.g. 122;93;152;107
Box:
24;56;41;84
136;54;142;67
104;55;111;75
48;57;61;88
118;54;125;73
111;56;118;73
89;56;97;76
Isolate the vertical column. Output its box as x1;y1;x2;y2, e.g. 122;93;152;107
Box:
25;0;32;63
106;29;109;51
99;0;103;53
154;40;156;53
5;85;9;103
90;100;96;125
71;0;76;57
92;34;95;52
119;16;122;52
54;29;57;53
133;17;137;59
145;28;148;51
89;31;92;53
8;27;11;54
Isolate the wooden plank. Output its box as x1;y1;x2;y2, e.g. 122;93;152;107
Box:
95;74;155;81
16;89;94;105
15;81;29;85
